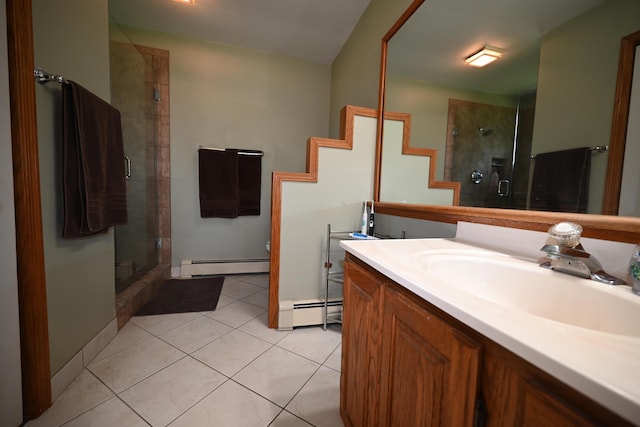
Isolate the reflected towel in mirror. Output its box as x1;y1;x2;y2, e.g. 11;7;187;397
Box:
530;147;591;213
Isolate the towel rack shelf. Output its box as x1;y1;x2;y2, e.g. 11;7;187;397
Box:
323;224;351;330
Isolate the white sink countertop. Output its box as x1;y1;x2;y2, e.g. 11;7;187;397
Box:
340;237;640;424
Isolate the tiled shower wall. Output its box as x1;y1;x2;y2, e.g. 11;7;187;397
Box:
444;98;517;208
137;44;171;267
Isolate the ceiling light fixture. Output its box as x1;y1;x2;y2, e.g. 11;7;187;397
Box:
173;0;195;5
464;46;503;68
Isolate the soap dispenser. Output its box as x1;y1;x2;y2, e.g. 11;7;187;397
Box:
630;245;640;295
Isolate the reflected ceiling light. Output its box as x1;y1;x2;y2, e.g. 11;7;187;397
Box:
464;46;503;67
173;0;195;4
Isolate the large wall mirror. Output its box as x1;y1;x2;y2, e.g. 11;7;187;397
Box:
374;0;640;243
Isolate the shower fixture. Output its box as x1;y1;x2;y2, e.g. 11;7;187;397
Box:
471;169;484;184
478;127;494;136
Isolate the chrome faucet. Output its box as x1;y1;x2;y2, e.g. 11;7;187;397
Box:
539;222;628;286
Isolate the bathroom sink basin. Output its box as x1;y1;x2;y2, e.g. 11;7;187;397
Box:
413;251;640;337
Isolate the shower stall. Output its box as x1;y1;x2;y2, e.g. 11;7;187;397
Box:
109;19;171;326
444;93;536;209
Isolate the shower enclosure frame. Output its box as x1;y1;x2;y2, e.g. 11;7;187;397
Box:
110;41;172;328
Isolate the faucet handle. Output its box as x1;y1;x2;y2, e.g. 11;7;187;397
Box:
548;222;583;248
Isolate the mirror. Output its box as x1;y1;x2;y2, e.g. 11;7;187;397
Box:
374;0;640;243
377;0;638;216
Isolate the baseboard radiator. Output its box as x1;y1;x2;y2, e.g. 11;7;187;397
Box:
180;258;270;278
278;299;342;330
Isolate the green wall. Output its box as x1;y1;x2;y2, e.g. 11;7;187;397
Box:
32;0;116;374
329;0;413;138
117;27;331;267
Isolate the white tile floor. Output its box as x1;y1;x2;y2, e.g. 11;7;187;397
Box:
26;274;343;427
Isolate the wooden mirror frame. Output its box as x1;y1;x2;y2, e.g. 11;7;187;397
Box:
603;30;640;216
374;0;640;243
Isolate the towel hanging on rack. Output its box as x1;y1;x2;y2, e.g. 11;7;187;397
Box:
62;81;128;238
198;148;240;218
198;147;262;218
237;149;262;216
530;147;591;213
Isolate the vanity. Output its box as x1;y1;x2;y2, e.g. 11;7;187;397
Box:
339;238;640;426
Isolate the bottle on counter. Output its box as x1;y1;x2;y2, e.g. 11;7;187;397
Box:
361;201;368;235
630;244;640;295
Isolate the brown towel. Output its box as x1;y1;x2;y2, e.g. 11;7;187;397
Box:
62;81;128;238
199;149;239;218
237;150;262;216
530;147;591;213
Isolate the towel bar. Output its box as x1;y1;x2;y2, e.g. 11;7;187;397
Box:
531;145;608;160
34;67;69;85
198;146;264;156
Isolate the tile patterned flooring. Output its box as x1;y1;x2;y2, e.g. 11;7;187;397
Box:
26;274;343;427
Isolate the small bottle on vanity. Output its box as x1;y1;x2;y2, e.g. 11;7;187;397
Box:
630;244;640;295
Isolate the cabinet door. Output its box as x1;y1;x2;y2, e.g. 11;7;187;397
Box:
518;381;601;427
341;259;384;427
483;345;634;427
379;285;481;427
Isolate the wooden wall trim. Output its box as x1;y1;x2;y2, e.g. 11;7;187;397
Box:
268;105;377;328
603;30;640;215
6;0;52;418
375;202;640;243
374;0;426;202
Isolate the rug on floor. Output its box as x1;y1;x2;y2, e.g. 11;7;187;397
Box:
135;276;224;316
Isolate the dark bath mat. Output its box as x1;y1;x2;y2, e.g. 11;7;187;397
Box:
135;276;224;316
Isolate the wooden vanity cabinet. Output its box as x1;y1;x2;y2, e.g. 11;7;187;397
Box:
341;254;635;427
341;256;384;427
341;256;480;427
378;285;481;426
480;342;634;427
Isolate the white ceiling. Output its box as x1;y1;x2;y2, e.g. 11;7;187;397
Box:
108;0;372;65
109;0;606;93
389;0;605;95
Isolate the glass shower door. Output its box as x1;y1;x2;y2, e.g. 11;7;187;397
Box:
110;21;159;294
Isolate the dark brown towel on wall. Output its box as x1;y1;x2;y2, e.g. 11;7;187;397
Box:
530;147;591;213
62;81;127;238
238;150;262;216
199;148;239;218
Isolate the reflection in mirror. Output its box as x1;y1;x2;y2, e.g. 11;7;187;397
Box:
443;98;529;209
379;0;639;216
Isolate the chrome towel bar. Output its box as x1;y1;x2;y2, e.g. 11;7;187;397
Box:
34;67;69;85
531;145;608;160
